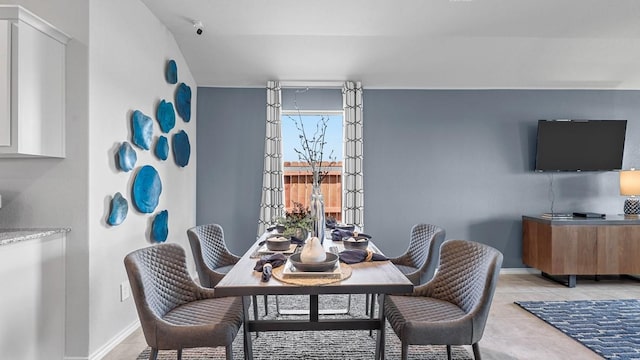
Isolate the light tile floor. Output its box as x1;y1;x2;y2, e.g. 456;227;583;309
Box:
104;272;640;359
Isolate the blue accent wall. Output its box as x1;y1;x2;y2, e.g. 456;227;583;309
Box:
196;87;266;251
197;88;640;267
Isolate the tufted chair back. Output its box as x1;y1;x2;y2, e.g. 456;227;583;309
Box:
125;244;200;318
390;224;446;285
187;224;240;287
415;239;503;338
124;244;206;331
406;224;442;268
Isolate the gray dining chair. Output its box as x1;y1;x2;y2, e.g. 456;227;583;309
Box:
124;243;245;360
367;223;446;318
377;239;503;360
188;224;268;325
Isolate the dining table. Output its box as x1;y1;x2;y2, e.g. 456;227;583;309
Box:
214;230;414;360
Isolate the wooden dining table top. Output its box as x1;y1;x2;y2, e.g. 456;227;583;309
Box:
214;231;414;297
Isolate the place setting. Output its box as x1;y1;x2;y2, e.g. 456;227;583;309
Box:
253;230;388;286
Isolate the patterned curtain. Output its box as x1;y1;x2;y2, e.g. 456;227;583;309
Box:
257;81;284;235
342;81;364;228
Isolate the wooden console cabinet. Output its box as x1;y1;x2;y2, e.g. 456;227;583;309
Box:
522;215;640;287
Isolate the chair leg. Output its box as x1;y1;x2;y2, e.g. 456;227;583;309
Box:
275;295;281;315
369;293;377;336
446;345;452;360
251;295;260;337
177;348;183;360
401;342;408;360
225;345;233;360
242;297;254;360
263;295;268;315
149;348;158;360
375;301;386;360
365;293;370;315
472;343;482;360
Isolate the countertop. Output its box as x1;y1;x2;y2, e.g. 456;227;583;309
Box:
523;214;640;225
0;228;70;246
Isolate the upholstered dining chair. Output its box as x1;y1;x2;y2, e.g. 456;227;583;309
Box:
389;223;446;285
187;224;267;323
124;243;245;360
377;239;503;360
367;223;446;317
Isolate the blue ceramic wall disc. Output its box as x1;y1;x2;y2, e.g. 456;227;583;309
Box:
131;110;153;150
155;135;169;161
172;130;191;167
152;210;169;243
107;192;128;226
132;165;162;213
117;142;137;172
156;100;176;133
166;60;178;84
175;83;192;122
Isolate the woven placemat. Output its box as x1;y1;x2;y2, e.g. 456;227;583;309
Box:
272;263;352;285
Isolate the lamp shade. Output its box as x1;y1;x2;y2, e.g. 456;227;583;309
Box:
620;170;640;195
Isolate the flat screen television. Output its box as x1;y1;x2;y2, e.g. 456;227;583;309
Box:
534;119;627;171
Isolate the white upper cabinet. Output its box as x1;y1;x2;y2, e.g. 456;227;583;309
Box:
0;6;70;158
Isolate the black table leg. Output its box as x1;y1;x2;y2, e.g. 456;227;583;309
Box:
310;294;319;322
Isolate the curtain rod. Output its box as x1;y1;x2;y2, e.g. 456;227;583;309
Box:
279;80;344;88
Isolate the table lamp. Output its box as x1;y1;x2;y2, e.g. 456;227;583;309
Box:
620;169;640;214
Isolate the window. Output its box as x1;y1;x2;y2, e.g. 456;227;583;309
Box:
281;110;344;221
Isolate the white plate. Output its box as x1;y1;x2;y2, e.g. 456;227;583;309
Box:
282;259;342;278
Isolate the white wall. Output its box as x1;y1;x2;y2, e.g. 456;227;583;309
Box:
0;0;197;358
88;0;196;357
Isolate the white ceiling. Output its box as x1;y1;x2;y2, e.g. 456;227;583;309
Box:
141;0;640;89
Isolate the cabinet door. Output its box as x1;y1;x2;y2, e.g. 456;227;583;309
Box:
14;20;66;157
0;20;9;147
597;225;640;274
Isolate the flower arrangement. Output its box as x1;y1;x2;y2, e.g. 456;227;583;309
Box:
275;201;314;238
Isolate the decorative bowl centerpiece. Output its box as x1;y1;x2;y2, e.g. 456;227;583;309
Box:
289;252;339;272
343;235;369;250
266;234;292;251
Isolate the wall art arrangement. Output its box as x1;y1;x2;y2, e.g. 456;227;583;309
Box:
175;82;192;122
152;210;169;242
156;99;176;133
105;58;192;244
117;142;137;172
172;130;191;167
107;192;128;226
131;110;153;150
155;135;169;161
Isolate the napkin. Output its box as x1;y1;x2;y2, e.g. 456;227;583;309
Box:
253;253;287;272
331;229;372;241
339;249;388;264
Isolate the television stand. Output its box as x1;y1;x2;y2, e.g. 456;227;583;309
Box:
522;215;640;287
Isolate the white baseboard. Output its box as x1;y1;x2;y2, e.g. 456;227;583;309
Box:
83;320;140;360
500;267;538;275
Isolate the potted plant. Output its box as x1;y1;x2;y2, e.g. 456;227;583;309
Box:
275;201;313;241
